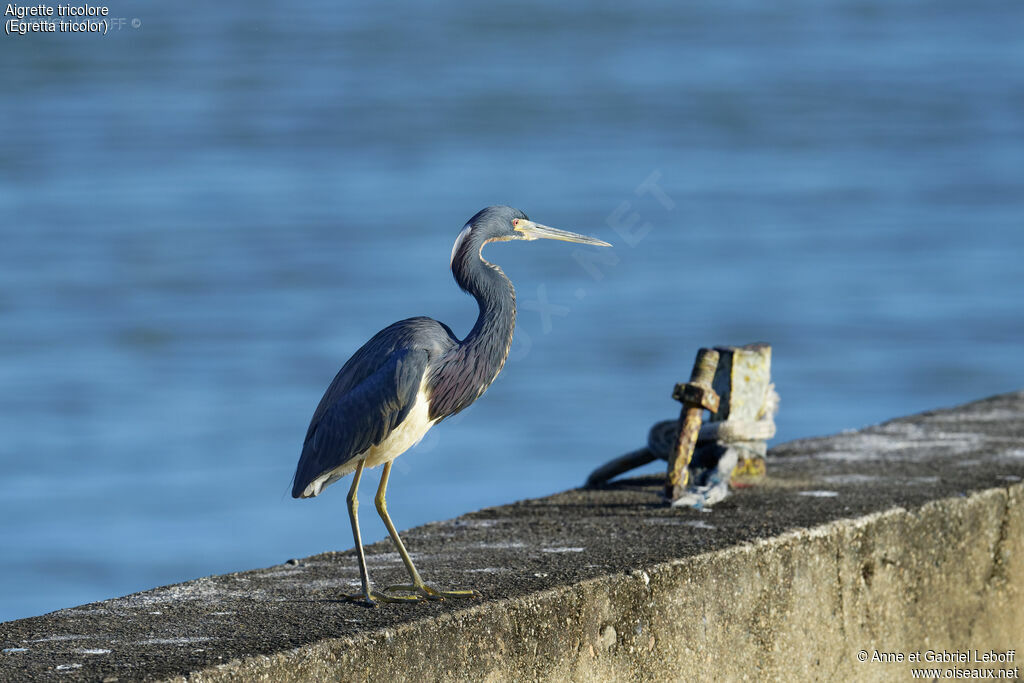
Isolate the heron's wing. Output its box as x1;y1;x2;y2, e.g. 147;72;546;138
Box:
303;317;456;445
292;347;429;498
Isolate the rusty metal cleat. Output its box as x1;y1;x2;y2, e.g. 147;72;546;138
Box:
584;343;777;509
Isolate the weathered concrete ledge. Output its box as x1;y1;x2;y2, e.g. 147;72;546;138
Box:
3;392;1023;681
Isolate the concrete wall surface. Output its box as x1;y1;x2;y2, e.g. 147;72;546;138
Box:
2;391;1023;682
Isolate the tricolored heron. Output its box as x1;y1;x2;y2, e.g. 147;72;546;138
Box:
292;206;611;606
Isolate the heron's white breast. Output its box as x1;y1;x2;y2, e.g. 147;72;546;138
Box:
303;384;436;497
361;387;436;469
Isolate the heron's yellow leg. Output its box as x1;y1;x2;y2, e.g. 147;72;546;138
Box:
374;462;481;601
342;459;422;606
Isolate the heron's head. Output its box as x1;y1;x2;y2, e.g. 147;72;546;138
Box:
451;205;611;268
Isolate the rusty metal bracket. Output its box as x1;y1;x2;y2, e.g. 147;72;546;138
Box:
665;348;720;501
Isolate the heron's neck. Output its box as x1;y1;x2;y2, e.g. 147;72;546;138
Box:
427;236;516;421
458;244;517;371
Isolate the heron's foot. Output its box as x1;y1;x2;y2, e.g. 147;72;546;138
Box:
381;583;481;601
341;590;424;607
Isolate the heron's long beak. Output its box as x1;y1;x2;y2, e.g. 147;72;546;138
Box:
514;220;612;247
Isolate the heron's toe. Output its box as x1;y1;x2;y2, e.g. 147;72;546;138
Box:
426;586;481;600
381;583;443;601
382;583;481;601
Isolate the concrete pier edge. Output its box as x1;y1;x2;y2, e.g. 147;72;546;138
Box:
2;391;1023;681
190;488;1022;682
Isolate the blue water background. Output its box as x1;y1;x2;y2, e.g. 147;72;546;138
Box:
2;0;1022;622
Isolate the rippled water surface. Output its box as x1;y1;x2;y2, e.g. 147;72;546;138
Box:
2;0;1022;621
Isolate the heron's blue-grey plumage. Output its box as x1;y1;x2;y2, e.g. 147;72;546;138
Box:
291;206;525;499
291;319;456;498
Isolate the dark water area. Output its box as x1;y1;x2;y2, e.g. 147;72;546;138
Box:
1;0;1022;621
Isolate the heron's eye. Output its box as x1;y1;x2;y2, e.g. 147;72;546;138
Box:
512;219;519;227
